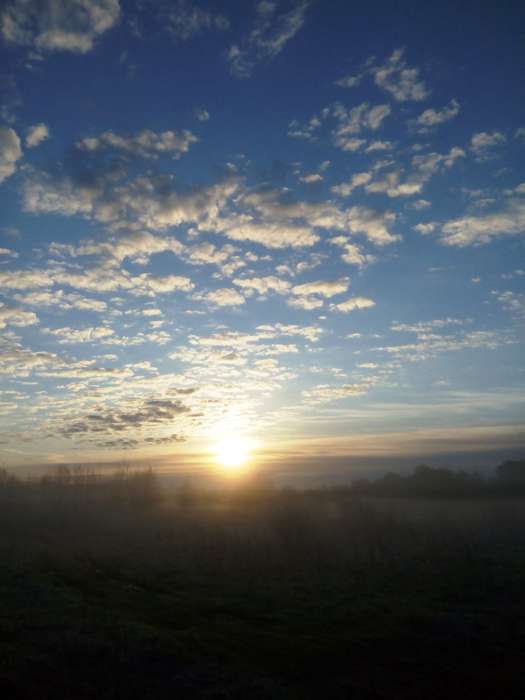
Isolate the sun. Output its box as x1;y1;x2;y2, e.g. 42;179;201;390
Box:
214;434;253;473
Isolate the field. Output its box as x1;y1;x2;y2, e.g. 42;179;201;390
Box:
1;470;525;699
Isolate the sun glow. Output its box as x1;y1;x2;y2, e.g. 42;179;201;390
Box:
214;434;255;473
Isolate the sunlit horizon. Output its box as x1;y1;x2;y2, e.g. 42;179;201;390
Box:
0;0;524;479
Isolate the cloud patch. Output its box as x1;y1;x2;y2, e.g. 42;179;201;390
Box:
76;129;198;160
26;123;50;148
228;1;309;78
1;0;120;54
0;126;22;183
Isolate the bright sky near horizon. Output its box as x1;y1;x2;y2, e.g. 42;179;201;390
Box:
0;0;524;474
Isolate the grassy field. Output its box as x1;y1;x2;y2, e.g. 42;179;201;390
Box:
1;471;525;698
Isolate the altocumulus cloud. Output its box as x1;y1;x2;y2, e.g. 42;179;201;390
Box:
0;0;120;54
0;126;22;183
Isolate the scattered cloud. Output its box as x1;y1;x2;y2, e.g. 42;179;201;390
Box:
76;129;198;159
302;381;373;404
194;107;210;122
391;318;465;333
415;99;459;130
0;126;22;183
0;247;19;258
204;287;246;307
228;1;309;78
439;198;525;247
43;325;116;344
332;101;391;151
159;0;229;41
330;237;375;268
331;172;372;197
59;396;191;440
0;303;38;329
299;173;323;184
470;131;506;160
373;48;429;102
408;199;431;210
292;277;349;298
492;290;525;318
330;296;376;312
413;222;436;235
335;49;429;104
0;0;120;54
233;275;291;296
26;123;50;148
365;147;465;198
346;206;398;245
14;290;107;312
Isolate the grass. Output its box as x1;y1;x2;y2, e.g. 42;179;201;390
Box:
1;471;525;698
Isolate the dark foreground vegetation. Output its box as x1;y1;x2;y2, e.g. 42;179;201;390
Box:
1;463;525;699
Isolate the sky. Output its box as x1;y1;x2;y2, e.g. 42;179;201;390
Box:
0;0;524;477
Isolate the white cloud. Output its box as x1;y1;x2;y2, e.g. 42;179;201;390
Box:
0;126;22;183
365;147;465;198
56;231;185;267
365;140;394;152
412;147;465;173
391;318;465;333
330;237;375;268
233;275;291;296
493;290;525;318
439;198;525;247
302;382;372;403
287;295;324;310
43;326;115;344
0;269;54;290
76;128;198;159
14;290;107;312
504;182;525;197
0;303;38;329
0;247;18;258
228;1;309;78
204;287;245;306
332;101;391;151
299;173;323;183
183;242;244;276
288;114;324;141
194;107;210;122
138;275;194;295
1;0;120;53
470;131;506;160
26;123;50;148
335;73;364;89
330;296;376;312
346;206;398;245
415;99;459;129
22;168;240;233
235;188;398;247
0;265;194;298
160;0;229;41
222;221;319;249
292;277;349;298
331;172;372;197
374;329;511;359
373;48;429;102
409;199;431;210
413;222;436;235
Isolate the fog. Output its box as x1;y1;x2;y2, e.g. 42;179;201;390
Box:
2;465;525;698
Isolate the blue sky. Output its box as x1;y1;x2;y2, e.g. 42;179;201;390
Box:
0;0;524;474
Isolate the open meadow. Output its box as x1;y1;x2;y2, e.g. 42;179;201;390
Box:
1;468;524;699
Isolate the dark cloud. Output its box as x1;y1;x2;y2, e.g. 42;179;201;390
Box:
59;397;191;440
